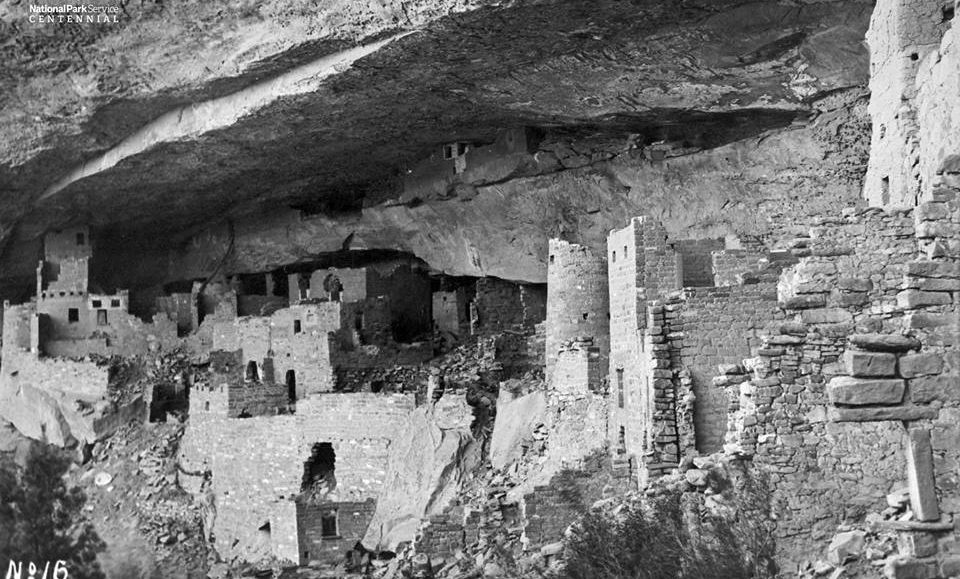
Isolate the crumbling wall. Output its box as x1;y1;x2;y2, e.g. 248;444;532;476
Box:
179;412;301;563
712;249;771;287
551;342;602;397
155;292;195;335
545;239;608;380
680;283;783;453
718;189;960;570
295;394;416;500
522;454;632;549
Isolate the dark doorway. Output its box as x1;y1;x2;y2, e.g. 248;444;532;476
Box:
297;273;310;300
301;442;336;495
246;360;259;382
323;274;343;302
286;370;297;404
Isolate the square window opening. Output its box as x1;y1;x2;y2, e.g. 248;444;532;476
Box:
68;308;79;323
321;510;339;538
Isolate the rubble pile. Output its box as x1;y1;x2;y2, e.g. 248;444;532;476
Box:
70;355;211;578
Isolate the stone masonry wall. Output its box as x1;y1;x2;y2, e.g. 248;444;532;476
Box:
864;0;951;206
545;239;609;381
607;219;646;469
296;499;376;565
179;391;416;565
680;283;783;453
916;3;960;201
472;277;526;334
718;186;960;573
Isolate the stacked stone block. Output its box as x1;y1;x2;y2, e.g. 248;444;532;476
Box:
641;299;687;480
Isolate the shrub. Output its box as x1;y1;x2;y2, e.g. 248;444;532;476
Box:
559;465;776;579
0;444;106;579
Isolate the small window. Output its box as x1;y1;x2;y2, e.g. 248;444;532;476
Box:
92;300;102;308
612;251;617;263
582;312;589;321
68;308;79;323
76;232;85;246
293;320;302;334
549;255;555;264
623;245;627;257
881;176;890;205
204;401;210;411
457;142;468;156
443;145;454;159
321;510;339;538
910;52;919;61
111;299;120;308
617;369;625;408
97;309;108;326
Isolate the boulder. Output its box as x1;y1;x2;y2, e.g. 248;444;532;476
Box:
489;390;547;470
685;469;709;487
886;487;910;509
827;530;866;565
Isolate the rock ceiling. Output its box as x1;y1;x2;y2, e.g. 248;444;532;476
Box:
0;0;872;289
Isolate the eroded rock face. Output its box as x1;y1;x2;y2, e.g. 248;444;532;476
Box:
75;89;867;289
0;0;873;294
362;398;480;551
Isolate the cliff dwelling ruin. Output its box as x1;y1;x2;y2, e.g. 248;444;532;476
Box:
0;0;959;578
